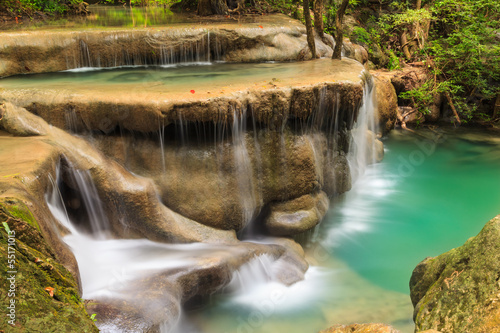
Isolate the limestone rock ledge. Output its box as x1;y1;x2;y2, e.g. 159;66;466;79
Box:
0;102;309;331
0;58;366;133
410;215;500;333
0;14;334;78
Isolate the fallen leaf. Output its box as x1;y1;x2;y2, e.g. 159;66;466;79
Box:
45;287;55;297
258;25;263;29
190;90;195;94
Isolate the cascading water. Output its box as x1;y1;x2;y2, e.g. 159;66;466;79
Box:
347;77;378;183
232;108;261;227
6;50;385;331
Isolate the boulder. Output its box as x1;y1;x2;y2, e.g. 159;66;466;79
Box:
264;191;329;236
410;215;500;333
372;74;398;135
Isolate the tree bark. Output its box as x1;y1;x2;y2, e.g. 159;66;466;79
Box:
198;0;228;15
304;0;317;59
400;31;412;60
313;0;324;38
445;92;462;124
332;0;349;60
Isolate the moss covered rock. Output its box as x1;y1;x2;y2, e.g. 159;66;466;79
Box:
319;323;399;333
0;199;98;332
410;215;500;333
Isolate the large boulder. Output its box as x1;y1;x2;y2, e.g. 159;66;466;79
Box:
410;215;500;333
372;74;398;135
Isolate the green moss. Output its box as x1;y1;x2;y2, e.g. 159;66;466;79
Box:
3;201;39;231
410;215;500;332
0;200;99;332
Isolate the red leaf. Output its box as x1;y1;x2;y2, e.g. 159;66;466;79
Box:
190;90;195;94
258;25;263;29
45;287;55;297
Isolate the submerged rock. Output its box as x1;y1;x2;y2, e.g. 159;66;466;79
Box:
410;214;500;333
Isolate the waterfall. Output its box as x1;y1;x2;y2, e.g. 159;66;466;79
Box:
46;162;111;238
232;107;260;227
347;78;378;183
47;168;79;236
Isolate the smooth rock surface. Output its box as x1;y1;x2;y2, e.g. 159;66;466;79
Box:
265;191;329;236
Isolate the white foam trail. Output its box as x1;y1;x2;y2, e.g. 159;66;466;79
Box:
63;62;215;73
226;259;331;313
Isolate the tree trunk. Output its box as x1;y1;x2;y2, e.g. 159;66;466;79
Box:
313;0;324;38
400;31;412;60
445;92;462;124
198;0;228;15
332;0;349;59
304;0;317;59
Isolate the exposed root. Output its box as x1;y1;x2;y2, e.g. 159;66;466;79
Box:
445;92;462;125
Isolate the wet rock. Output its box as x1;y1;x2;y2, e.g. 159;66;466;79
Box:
373;74;398;135
0;14;342;78
410;215;500;333
93;130;351;232
1;58;365;134
320;323;400;333
0;103;310;331
265;191;329;236
0;102;50;136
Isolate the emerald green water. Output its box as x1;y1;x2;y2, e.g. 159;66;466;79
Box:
183;127;500;333
330;129;500;295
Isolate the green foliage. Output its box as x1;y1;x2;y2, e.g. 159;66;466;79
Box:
386;50;401;70
399;80;435;114
103;0;174;7
1;0;85;16
381;8;432;31
372;0;500;121
352;26;370;45
2;222;11;234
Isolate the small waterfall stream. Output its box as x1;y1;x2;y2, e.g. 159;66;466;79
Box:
37;69;382;332
347;79;378;183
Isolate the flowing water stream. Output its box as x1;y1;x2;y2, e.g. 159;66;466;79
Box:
181;128;500;333
2;14;500;330
12;60;500;332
